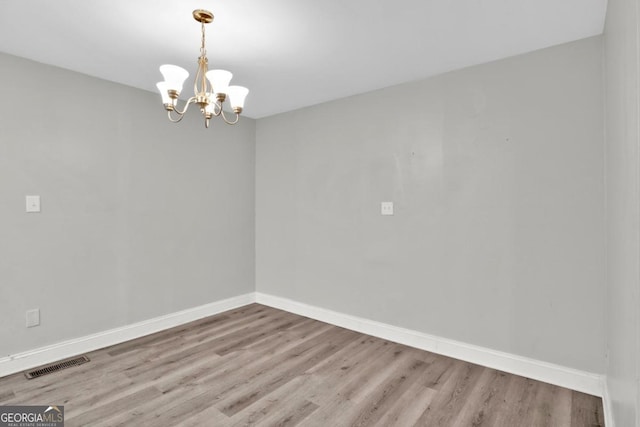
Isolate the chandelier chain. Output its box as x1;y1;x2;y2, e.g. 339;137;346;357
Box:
201;22;206;57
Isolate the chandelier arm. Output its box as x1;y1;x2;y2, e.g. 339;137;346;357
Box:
167;110;185;123
209;100;223;117
173;97;198;116
220;108;240;125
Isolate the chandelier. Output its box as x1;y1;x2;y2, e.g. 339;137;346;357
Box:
156;9;249;128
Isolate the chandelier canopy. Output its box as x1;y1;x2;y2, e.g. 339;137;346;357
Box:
156;9;248;128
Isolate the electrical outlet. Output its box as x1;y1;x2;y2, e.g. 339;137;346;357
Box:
381;201;394;216
26;309;40;328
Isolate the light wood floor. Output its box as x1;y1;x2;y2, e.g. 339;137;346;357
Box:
0;304;604;426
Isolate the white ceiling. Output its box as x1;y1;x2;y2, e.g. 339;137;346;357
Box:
0;1;607;118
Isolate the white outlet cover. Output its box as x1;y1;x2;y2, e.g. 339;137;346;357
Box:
381;202;394;216
26;195;41;213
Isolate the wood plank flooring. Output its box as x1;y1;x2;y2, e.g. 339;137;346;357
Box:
0;304;604;426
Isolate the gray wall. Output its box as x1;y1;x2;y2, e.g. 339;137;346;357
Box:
256;37;605;373
0;29;617;409
0;53;256;356
604;0;640;424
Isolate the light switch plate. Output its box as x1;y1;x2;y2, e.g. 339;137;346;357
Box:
26;195;40;213
381;202;394;216
26;309;40;328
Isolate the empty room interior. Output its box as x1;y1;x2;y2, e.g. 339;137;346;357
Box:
0;0;639;426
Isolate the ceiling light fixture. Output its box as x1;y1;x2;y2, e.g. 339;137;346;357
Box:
156;9;249;128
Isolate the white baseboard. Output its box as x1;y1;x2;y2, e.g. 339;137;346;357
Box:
0;293;256;378
1;290;608;408
255;292;605;398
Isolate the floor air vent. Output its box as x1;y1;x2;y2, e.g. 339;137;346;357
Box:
24;355;90;379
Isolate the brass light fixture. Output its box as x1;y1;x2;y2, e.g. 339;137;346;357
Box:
156;9;249;128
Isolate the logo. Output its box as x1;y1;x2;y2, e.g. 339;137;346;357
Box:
0;405;64;427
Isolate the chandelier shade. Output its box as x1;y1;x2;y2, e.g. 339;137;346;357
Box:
156;82;173;105
159;65;189;95
156;9;248;128
228;86;249;110
206;70;233;96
